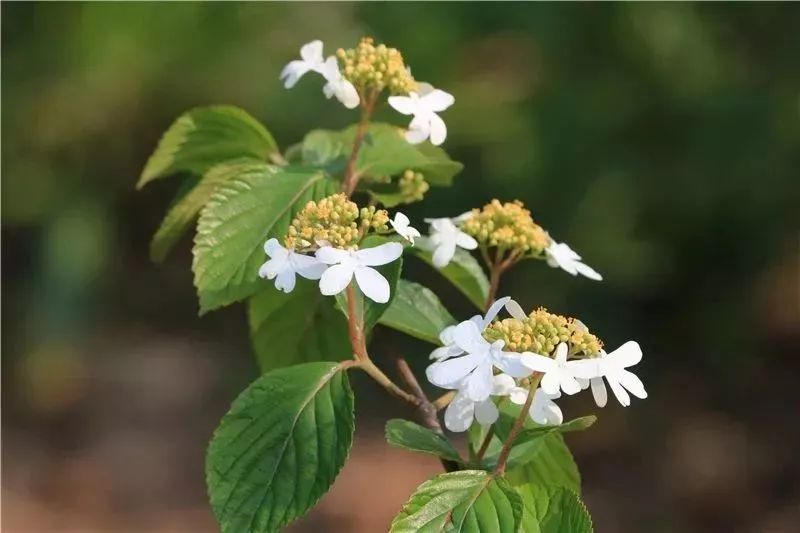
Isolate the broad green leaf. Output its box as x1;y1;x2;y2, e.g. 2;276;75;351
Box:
409;236;489;310
150;159;259;262
390;470;522;533
138;106;277;188
517;485;593;533
334;235;403;333
248;283;351;373
378;280;456;344
490;404;582;492
368;189;409;208
385;419;462;463
192;163;338;313
206;362;354;533
301;123;463;185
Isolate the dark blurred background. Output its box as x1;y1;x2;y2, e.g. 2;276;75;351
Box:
3;2;799;532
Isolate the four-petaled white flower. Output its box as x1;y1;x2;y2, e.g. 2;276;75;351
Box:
509;385;563;426
320;56;360;109
429;296;514;361
426;319;535;402
388;83;455;146
425;217;478;268
574;341;647;407
280;40;327;89
444;374;516;432
316;242;403;303
522;342;584;396
281;40;359;109
390;212;421;245
259;238;327;294
545;239;602;281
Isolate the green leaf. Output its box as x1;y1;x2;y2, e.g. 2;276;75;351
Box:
206;361;354;533
192;163;338;314
390;470;522;533
138;106;278;189
385;419;462;463
334;235;403;333
300;123;463;185
378;280;456;344
248;283;351;373
505;433;580;494
409;236;489;310
517;485;593;533
150;159;259;262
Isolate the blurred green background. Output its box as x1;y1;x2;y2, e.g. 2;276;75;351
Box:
3;2;799;532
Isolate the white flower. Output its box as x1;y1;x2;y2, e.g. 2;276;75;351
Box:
426;319;535;402
258;238;327;293
573;341;647;407
429;296;514;361
444;374;516;432
320;56;360;109
389;212;421;245
521;342;583;396
425;217;478;268
388;83;454;146
545;239;602;281
280;40;359;109
508;386;563;426
315;242;403;303
280;40;327;89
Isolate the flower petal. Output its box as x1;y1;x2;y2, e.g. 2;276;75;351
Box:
263;238;284;257
318;263;354;296
388;95;417;115
504;299;527;321
609;341;642;368
575;262;602;281
291;253;327;280
491;374;516;396
494;353;535;379
452;320;487;354
616;368;647;399
274;269;296;293
354;266;390;303
335;79;360;109
519;352;555;373
432;240;457;268
426;353;480;388
508;386;529;405
474;399;499;425
607;374;631;407
455;231;478;250
559;373;582;396
554;343;568;363
590;377;608;408
300;40;324;64
315;246;351;265
280;61;311;88
356;242;403;266
465;361;494;401
428;113;448;146
424;89;455;112
539;370;561;396
483;296;511;326
568;358;602;380
393;212;410;228
444;390;474;432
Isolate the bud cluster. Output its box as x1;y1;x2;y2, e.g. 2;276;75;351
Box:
359;205;390;232
461;199;550;256
398;169;430;204
484;307;603;357
285;193;361;250
336;37;417;95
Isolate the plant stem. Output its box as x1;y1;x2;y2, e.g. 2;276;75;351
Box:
476;427;495;461
486;265;502;312
342;90;377;197
397;359;459;472
495;372;542;475
433;391;455;411
345;284;367;360
359;357;419;405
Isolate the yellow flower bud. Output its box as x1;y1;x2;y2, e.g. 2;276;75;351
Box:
461;199;551;257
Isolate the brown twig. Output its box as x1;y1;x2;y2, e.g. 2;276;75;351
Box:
342;89;378;197
397;358;460;472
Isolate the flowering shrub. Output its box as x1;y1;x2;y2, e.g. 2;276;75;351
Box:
138;37;646;532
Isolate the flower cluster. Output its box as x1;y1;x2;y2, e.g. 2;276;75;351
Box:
336;37;417;95
282;38;455;146
398;169;430;204
421;199;602;280
461;199;550;256
260;194;420;303
484;307;603;357
426;298;646;432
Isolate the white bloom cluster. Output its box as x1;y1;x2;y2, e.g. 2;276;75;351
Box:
426;298;646;432
258;211;420;304
282;40;455;145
